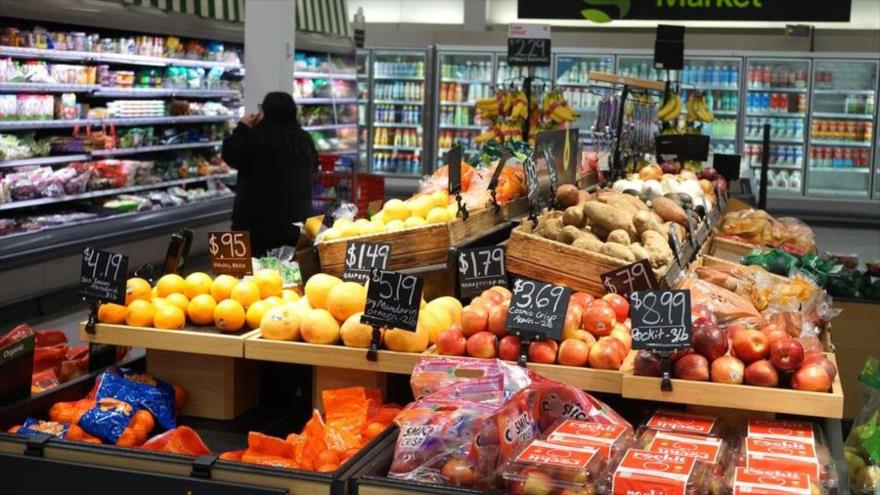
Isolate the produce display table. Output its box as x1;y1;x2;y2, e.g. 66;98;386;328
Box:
829;298;880;418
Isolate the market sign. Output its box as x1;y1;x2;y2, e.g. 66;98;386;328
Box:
518;0;851;23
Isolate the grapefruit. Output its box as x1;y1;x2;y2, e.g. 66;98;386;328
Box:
340;312;378;348
300;308;341;344
260;305;302;341
304;274;342;310
326;282;367;322
125;278;152;305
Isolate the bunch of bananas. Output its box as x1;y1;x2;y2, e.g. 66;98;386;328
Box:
657;94;682;122
685;93;715;123
542;91;579;124
475;121;524;144
508;91;529;121
475;91;510;120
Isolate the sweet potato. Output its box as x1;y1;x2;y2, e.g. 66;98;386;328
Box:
583;201;637;239
600;242;636;262
598;191;648;211
633;210;661;235
652;197;688;226
559;225;584;245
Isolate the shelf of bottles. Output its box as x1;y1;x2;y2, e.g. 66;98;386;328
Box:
744;59;811;196
554;54;615;145
495;54;551;86
805;60;878;199
370;51;427;176
357;50;370;167
681;58;742;157
436;52;494;163
294;50;359;156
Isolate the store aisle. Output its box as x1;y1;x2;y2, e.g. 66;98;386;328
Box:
812;225;880;263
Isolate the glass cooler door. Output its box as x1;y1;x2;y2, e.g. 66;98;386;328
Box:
681;56;742;158
357;50;370;168
436;51;494;165
554;54;615;146
495;54;551;85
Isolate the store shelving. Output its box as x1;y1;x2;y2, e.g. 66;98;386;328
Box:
813;112;874;120
0;82;101;92
746;112;807;118
0;115;231;131
92;88;240;98
810;139;873;148
0;154;90;168
303;123;358;131
298;97;357;104
91;140;223;157
435;51;494;164
374;99;423;105
0;45;241;70
356;50;370;167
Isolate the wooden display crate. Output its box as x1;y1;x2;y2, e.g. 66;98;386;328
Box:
317;198;528;277
79;323;259;358
708;236;755;263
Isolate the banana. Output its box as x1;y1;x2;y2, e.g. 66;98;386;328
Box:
656;96;676;120
697;97;714;122
658;95;681;122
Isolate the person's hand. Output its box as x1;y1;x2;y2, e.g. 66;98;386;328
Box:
240;111;263;127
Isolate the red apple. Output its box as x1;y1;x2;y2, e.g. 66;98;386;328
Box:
570;292;593;309
440;457;475;487
711;356;745;384
803;351;837;381
634;350;662;377
567;303;584;324
725;323;748;341
744;359;779;387
488;286;512;301
692;319;729;361
588;337;626;370
465;331;497;359
732;329;770;363
468;296;492;311
436;327;467;356
582;300;617;338
563;309;581;337
609;324;632;351
674;353;710;381
557;339;590;367
670;348;694;362
487;303;509;337
691;304;717;325
791;363;832;392
528;340;558;364
498;335;522;361
763;327;790;346
461;306;489;337
481;289;505;305
769;337;805;371
602;293;630;323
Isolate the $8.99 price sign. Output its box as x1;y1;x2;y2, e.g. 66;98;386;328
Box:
80;247;129;304
506;277;570;340
361;269;423;331
343;241;390;283
457;246;507;299
629;290;692;351
208;231;252;277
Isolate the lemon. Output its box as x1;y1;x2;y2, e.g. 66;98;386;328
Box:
321;227;341;241
370;211;386;224
426;207;451;224
407;195;434;219
383;199;410;222
333;218;353;229
385;219;405;232
362;221;386;235
404;216;427;228
430;190;450;208
337;222;360;239
446;202;459;218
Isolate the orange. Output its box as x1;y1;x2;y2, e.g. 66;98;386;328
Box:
151;287;159;299
183;272;213;299
97;303;127;324
156;274;186;297
210;274;238;302
125;300;155;327
165;293;190;313
231;280;260;309
253;269;283;299
304;274;342;310
281;289;300;303
153;304;186;330
125;277;152;305
263;296;283;308
214;299;246;332
245;300;271;329
151;297;168;308
187;294;217;326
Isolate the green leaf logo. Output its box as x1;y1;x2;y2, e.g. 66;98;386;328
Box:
581;0;631;23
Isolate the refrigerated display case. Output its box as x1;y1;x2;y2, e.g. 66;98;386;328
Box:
616;56;665;82
681;57;741;157
495;54;550;85
435;51;494;164
370;50;428;177
293;50;359;156
806;59;878;199
357;50;370;168
554;53;615;145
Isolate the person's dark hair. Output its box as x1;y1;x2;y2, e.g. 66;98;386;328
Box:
259;91;301;130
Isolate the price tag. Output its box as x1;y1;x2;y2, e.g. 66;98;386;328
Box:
668;227;684;266
162;228;193;275
488;150;511;192
361;270;423;331
715;183;727;213
629;290;692;351
507;23;551;67
208;231;252;277
80;248;129;304
686;214;699;248
343;241;390;283
457;246;507;299
601;259;659;297
535;129;578;186
524;155;540;212
0;330;35;405
507;277;570;340
447;145;463;195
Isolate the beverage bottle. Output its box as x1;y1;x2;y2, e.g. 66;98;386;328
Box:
730;65;739;86
762;66;772;87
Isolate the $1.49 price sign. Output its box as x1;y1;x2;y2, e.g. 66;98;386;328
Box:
506;277;570;340
208;231;252;277
629;290;692;352
361;270;423;331
601;259;658;297
457;246;507;299
80;247;129;304
343;241;390;283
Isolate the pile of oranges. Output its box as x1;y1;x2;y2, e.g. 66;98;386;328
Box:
97;269;298;332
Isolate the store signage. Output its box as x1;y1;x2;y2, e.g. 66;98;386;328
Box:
457;246;508;299
447;145;463;195
488;150;511;192
0;332;34;405
507;277;571;340
507;23;551;67
601;259;659;297
629;290;692;351
208;231;253;277
518;0;851;23
713;154;741;181
361;269;423;331
656;134;710;162
80;247;129;305
536;129;579;186
343;241;390;283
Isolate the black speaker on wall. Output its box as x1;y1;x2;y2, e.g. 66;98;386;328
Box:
654;25;685;70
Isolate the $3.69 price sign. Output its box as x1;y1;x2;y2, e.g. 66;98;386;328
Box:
80;247;129;304
506;277;570;340
601;259;658;297
343;241;390;283
361;269;423;331
208;231;252;277
457;246;507;299
629;290;692;352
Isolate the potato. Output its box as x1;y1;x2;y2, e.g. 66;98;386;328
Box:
598;190;648;211
562;206;586;228
559;225;584;245
518;218;534;234
606;197;638;215
628;243;650;262
606;229;632;246
600;242;636;262
641;230;674;268
652;197;689;226
543;218;564;241
588;224;610;241
633;210;661;235
583;201;637;239
555;184;580;209
572;236;603;252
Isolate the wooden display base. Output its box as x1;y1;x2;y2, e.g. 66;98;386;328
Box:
79;323;259;358
708;236;755;263
830;299;880;418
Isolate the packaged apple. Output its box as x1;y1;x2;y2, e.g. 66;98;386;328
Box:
605;449;714;495
500;439;606;495
542;418;634;465
722;467;823;495
735;437;837;491
636;428;729;493
642;409;727;438
743;418;822;445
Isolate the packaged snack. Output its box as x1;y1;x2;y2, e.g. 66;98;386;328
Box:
724;467;819;495
528;377;631;431
544;418;634;463
644;409;726;437
500;439;605;495
607;449;712;495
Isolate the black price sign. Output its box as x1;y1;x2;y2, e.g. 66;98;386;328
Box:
535;129;578;186
507;277;570;340
668;227;685;266
0;330;35;405
524;155;541;211
629;290;692;351
457;246;507;299
601;259;659;297
715;183;727;213
507;24;551;67
80;247;129;304
655;134;710;162
361;270;423;331
209;231;252;277
686;214;699;248
447;145;463;195
343;241;390;283
488;150;510;192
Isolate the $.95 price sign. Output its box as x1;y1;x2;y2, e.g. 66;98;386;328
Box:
361;269;424;331
507;277;570;340
629;290;692;352
208;231;252;277
457;246;507;299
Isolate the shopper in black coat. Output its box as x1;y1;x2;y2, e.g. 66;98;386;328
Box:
222;92;318;256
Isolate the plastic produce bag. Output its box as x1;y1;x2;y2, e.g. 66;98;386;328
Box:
141;426;210;456
741;247;800;277
409;356;531;401
677;274;764;328
845;357;880;494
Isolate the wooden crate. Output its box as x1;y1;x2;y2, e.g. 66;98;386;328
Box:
79;323;259;358
317;198;528;277
709;236;755;263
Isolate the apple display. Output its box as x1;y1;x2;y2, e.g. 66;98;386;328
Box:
557;338;590;367
436;327;467;356
769;337;805;371
710;355;745;384
731;329;770;363
692;319;729;361
498;335;521;361
744;359;779;387
465;331;497;359
674;353;710;381
528;340;558;364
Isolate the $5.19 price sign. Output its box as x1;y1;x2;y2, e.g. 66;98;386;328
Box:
80;247;129;304
601;259;658;297
361;269;424;331
506;277;570;340
208;231;252;277
629;290;692;352
343;241;390;283
457;246;507;299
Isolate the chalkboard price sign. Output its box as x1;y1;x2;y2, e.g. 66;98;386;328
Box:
447;145;463;195
507;277;570;340
361;270;423;331
80;247;129;304
343;241;390;283
601;259;659;297
209;231;253;277
457;246;507;298
629;290;692;351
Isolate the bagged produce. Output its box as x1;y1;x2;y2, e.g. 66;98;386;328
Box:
677;274;764;328
141;426;210;456
409;356;531;401
845;357;880;494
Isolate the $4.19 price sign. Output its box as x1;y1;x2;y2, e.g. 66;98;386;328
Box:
343;241;390;283
506;277;570;340
629;290;692;352
457;246;507;299
601;259;658;297
209;231;252;277
361;269;424;331
80;247;129;304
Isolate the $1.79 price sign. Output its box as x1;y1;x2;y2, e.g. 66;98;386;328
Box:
343;241;390;283
361;269;423;331
457;246;507;299
506;277;570;340
629;290;692;352
80;247;129;304
208;231;252;277
601;259;658;297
